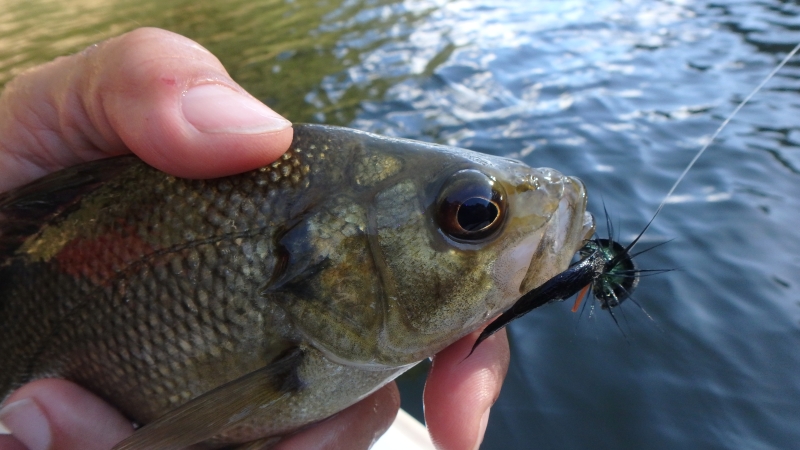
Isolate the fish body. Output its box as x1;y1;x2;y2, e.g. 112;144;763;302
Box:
0;124;592;448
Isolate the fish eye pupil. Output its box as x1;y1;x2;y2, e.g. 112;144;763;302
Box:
436;169;507;242
457;198;499;232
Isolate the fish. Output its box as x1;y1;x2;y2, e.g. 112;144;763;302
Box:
0;123;594;449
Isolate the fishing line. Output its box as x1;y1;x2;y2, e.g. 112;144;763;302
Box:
627;41;800;252
469;42;800;354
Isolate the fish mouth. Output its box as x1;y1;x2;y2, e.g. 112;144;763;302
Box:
489;172;593;311
518;175;593;294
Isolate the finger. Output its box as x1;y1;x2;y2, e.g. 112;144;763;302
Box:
0;435;28;450
0;379;134;450
274;382;400;450
0;27;293;191
423;328;510;450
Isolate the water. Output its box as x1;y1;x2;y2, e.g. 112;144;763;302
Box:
2;0;800;448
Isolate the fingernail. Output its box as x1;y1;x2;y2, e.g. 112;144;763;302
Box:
0;399;53;450
472;407;490;450
182;84;291;134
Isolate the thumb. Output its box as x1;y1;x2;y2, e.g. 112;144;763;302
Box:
0;379;134;450
0;27;293;191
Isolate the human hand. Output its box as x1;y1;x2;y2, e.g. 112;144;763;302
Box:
0;27;509;450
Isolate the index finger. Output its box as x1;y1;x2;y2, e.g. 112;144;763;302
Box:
423;327;510;450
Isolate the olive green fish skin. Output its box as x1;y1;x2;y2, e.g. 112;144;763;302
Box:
0;124;591;446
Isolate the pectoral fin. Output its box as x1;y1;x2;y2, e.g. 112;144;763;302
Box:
112;348;305;450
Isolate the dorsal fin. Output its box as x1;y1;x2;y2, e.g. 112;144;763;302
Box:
0;155;141;259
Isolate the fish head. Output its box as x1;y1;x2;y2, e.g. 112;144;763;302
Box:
368;146;594;363
271;125;594;366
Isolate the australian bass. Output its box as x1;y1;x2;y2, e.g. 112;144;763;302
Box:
0;124;593;449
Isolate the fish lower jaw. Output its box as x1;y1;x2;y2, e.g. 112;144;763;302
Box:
582;211;596;240
490;228;545;307
518;193;588;294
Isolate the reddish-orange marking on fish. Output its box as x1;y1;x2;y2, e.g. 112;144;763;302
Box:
571;284;590;313
55;225;155;286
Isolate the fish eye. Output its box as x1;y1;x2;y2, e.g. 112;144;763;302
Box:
436;169;507;241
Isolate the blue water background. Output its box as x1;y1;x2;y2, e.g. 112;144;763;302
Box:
2;0;800;448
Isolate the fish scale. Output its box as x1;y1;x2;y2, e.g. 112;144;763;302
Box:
0;139;325;423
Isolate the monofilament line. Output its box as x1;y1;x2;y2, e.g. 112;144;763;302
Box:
631;41;800;247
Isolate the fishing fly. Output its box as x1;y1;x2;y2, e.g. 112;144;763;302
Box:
470;42;800;355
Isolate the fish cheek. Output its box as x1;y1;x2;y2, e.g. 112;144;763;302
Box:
372;181;498;361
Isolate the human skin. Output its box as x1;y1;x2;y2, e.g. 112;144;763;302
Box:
0;28;509;450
